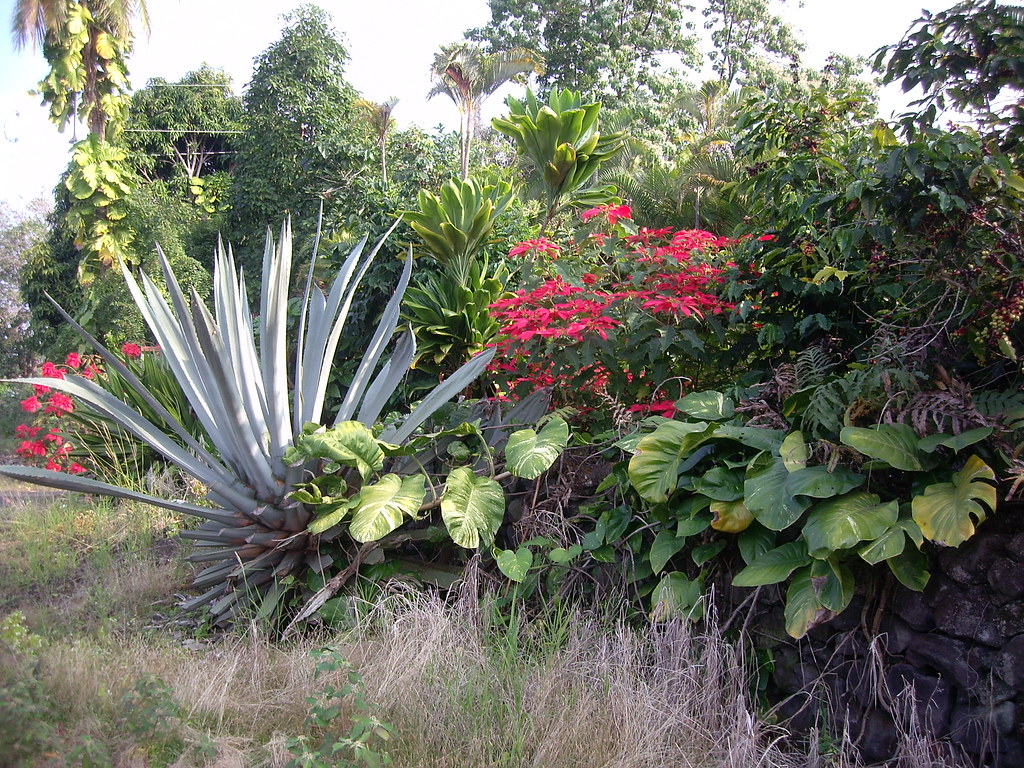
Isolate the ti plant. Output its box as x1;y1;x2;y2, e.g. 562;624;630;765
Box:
0;221;513;626
607;390;1000;638
492;89;624;228
401;258;508;379
401;176;515;284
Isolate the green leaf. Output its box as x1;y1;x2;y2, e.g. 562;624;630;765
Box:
307;498;360;535
911;455;996;546
743;457;810;530
628;420;713;503
713;425;785;452
675;391;734;420
294;421;384;481
918;427;993;453
802;492;899;558
858;518;922;564
840;424;924;471
441;467;505;549
548;545;583;564
784;567;831;639
649;531;686;573
676;515;711;537
810;558;854;613
733;541;811;587
738;523;775;565
651;572;703;622
505;416;569;479
780;431;808;472
495;547;533;582
692;540;727;566
888;545;930;591
692;467;744;501
348;474;427;543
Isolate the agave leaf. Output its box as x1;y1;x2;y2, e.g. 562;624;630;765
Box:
355;329;417;426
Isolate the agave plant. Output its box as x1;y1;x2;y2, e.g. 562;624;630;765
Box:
0;220;494;624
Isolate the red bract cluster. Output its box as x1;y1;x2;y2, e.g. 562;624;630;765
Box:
488;224;740;416
15;356;85;473
508;238;562;259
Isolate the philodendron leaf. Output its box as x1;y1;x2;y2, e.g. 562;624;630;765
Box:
628;420;713;503
802;492;899;558
810;557;854;614
840;423;924;471
293;421;384;481
911;454;996;546
495;547;533;582
738;523;775;565
307;497;361;535
348;474;427;543
441;467;505;549
649;531;687;573
785;566;833;639
888;545;930;591
733;541;811;587
692;467;744;501
858;518;923;564
505;416;569;479
710;500;754;532
780;431;809;472
675;390;734;420
918;427;993;453
743;457;810;530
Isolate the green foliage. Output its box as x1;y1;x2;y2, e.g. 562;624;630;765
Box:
703;0;805;90
609;392;1004;638
0;200;49;376
876;0;1024;150
124;65;243;183
402;176;515;280
0;611;56;760
285;648;394;768
493;89;625;226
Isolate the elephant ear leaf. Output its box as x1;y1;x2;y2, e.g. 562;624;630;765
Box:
911;454;996;547
628;420;713;503
441;467;505;549
840;424;924;471
505;416;569;479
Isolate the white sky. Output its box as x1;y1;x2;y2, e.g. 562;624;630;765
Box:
0;0;948;210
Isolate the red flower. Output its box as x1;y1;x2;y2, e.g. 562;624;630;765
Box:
508;239;561;259
582;204;632;225
121;342;142;359
44;393;74;415
82;365;99;380
758;234;776;242
65;352;82;369
45;460;62;472
33;384;51;395
20;396;41;413
68;463;87;475
40;361;65;380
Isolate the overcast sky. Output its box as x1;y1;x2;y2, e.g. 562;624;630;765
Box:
0;0;948;209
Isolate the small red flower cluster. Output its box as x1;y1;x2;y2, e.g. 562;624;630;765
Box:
14;353;92;474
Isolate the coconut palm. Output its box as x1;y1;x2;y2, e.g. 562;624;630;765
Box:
354;97;398;185
429;43;543;179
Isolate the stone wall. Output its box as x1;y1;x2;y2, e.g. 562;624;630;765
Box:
762;504;1024;766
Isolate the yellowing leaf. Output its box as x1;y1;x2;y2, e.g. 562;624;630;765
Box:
912;455;996;546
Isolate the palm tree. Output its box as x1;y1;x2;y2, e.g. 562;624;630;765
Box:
354;97;398;185
11;0;149;139
429;43;543;179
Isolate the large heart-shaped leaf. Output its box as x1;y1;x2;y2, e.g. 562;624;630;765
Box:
738;523;775;565
802;492;899;558
840;424;924;471
780;431;809;472
733;541;811;587
888;545;930;591
858;518;923;564
810;557;854;614
348;474;427;543
292;421;384;481
710;500;754;532
651;572;703;622
649;531;687;572
692;467;744;501
785;466;864;498
495;547;533;582
505;416;569;479
441;467;505;549
628;420;713;503
743;457;811;530
911;454;996;546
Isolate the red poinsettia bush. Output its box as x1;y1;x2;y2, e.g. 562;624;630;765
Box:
488;207;741;424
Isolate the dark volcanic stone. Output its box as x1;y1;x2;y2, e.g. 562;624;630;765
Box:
994;634;1024;688
858;708;899;764
933;585;1006;647
906;633;980;690
992;701;1016;735
886;664;954;732
989;557;1024;600
950;704;994;756
1008;531;1024;560
893;587;935;631
878;616;914;654
938;534;1006;586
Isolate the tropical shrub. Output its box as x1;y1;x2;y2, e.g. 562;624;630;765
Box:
0;222;568;628
487;206;737;427
591;385;1015;638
